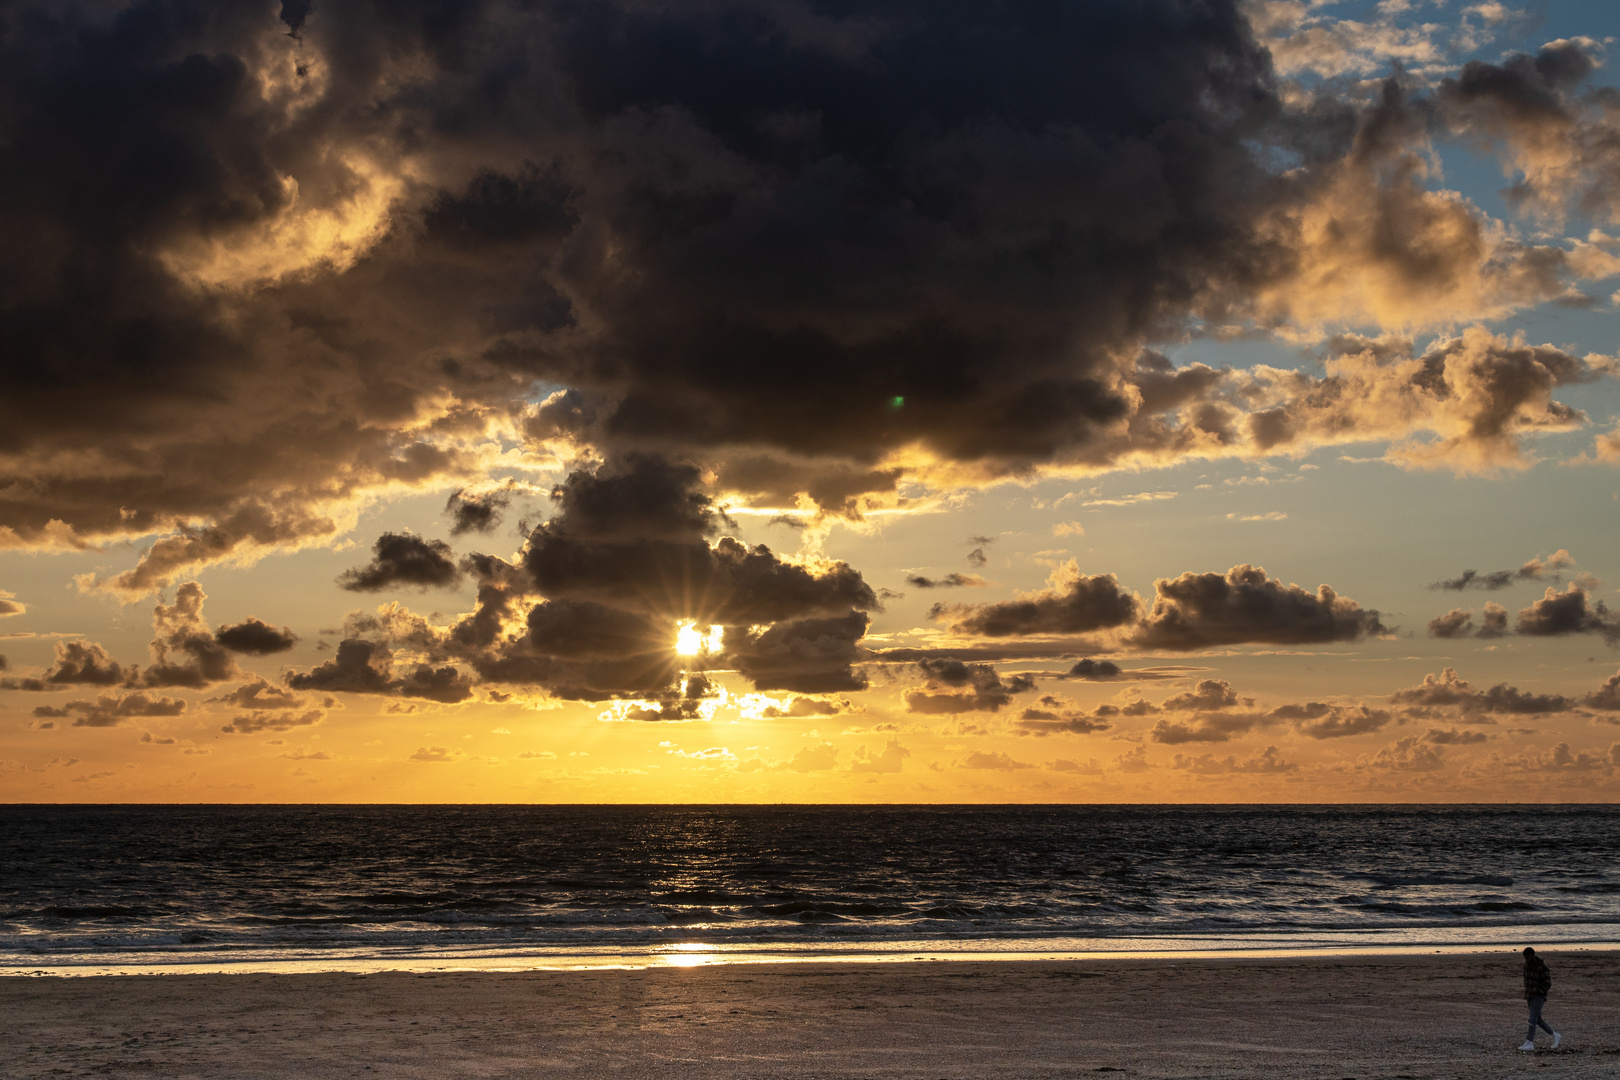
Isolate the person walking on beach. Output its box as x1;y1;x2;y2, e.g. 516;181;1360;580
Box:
1519;947;1559;1052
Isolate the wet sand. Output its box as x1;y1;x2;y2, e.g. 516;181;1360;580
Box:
4;952;1617;1078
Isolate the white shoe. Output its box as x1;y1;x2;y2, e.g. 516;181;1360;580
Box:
1553;1032;1561;1050
1519;1041;1537;1051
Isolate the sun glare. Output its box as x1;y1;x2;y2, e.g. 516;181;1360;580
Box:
675;621;724;656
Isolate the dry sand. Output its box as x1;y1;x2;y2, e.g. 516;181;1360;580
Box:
4;952;1616;1078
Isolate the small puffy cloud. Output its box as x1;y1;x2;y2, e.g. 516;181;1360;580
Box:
782;742;839;773
139;583;240;689
1427;608;1474;639
851;739;911;774
1172;745;1297;775
904;659;1036;714
959;750;1035;771
931;563;1138;637
409;745;462;763
1014;696;1113;736
0;590;24;617
905;573;988;589
36;691;187;728
1427;601;1511;639
1161;679;1244;712
1361;735;1446;772
1390;668;1575;717
444;480;540;536
339;533;463;592
1584;668;1620;711
1068;658;1122;680
221;709;323;734
1046;758;1104;774
1430;550;1577;591
1515;584;1620;641
318;642;410;694
737;693;855;720
1290;705;1394;739
1;640;130;690
1112;745;1154;773
1501;742;1613;773
209;677;313;711
1149;713;1265;745
1132;565;1385;651
1423;727;1489;746
214;618;298;655
280;747;332;760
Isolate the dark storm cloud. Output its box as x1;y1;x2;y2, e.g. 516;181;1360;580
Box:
932;569;1138;637
1131;565;1386;651
0;0;1289;576
287;455;883;705
903;659;1036;714
214;617;298;655
0;0;1612;618
1068;659;1121;680
728;612;872;694
520;457;877;624
339;534;464;593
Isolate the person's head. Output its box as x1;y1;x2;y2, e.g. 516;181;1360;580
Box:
1523;947;1536;958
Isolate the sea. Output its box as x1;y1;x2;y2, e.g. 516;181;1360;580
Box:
4;804;1619;975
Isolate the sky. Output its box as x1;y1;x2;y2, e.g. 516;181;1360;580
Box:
5;0;1620;803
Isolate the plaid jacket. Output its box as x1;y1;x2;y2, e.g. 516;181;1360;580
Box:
1524;957;1552;1001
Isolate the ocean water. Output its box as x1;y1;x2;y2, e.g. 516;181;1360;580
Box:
3;804;1619;973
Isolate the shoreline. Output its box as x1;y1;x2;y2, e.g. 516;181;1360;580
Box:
8;952;1617;1078
9;932;1620;977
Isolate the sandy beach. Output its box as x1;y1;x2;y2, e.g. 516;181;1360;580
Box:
4;951;1616;1078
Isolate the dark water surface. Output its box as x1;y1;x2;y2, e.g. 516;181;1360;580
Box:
3;804;1618;971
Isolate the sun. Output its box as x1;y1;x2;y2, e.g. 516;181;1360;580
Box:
675;621;724;656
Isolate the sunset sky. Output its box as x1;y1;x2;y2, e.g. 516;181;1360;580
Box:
7;0;1620;802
